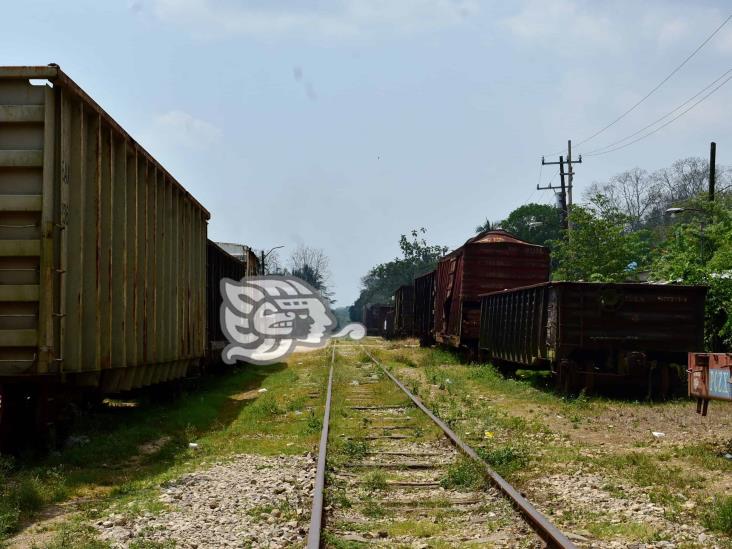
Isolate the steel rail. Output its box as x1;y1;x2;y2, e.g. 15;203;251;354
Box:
361;346;576;549
306;344;336;549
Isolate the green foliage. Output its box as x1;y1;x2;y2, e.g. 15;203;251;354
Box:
341;439;369;460
497;203;563;250
477;445;529;477
362;470;387;491
440;458;485;490
350;228;447;320
704;496;732;535
552;195;651;282
650;199;732;350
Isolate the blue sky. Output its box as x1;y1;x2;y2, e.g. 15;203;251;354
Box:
3;1;731;305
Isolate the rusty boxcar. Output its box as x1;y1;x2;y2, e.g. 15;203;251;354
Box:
207;240;245;359
393;284;415;338
0;65;210;446
414;270;436;346
362;304;392;337
434;230;550;349
479;282;707;394
384;307;396;340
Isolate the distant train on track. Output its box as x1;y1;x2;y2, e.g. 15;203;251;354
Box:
0;66;260;450
365;230;708;396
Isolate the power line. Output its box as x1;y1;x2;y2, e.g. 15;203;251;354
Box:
584;71;732;157
584;68;732;155
541;14;731;157
575;14;731;149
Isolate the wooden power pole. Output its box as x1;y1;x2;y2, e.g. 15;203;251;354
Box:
539;140;582;233
709;141;716;202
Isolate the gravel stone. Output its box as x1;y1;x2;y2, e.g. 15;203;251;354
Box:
95;453;316;548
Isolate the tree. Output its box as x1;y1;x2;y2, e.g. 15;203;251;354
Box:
650;198;732;350
498;203;563;249
289;244;333;301
585;168;662;230
552;195;651;282
475;218;493;233
350;228;447;320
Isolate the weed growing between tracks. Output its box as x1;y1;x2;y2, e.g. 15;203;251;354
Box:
0;348;331;546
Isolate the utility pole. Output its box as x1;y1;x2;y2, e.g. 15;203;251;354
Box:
539;155;570;232
709;141;716;202
539;140;581;234
565;140;582;211
261;250;265;275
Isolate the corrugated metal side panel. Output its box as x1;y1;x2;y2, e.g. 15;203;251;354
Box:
207;240;245;347
363;304;391;336
434;251;464;344
393;285;415;337
462;243;550;299
0;73;209;390
479;284;548;365
414;270;435;341
0;79;47;375
555;283;707;356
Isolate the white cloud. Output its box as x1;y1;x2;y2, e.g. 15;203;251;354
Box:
149;0;479;39
501;0;616;52
149;110;222;148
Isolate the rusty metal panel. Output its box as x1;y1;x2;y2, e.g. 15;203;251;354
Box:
480;284;548;365
384;307;395;339
393;284;415;338
480;282;707;387
414;270;435;344
435;230;550;348
207;240;245;351
689;353;732;414
362;304;392;337
553;283;706;358
0;66;210;391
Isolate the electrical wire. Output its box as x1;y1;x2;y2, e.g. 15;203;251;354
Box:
540;14;731;156
583;68;732;155
576;14;731;149
584;70;732;156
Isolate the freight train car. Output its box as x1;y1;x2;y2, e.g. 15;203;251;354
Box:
479;282;707;395
393;284;415;338
384;307;396;340
207;240;245;360
414;270;436;346
434;230;550;350
0;65;213;448
362;304;392;337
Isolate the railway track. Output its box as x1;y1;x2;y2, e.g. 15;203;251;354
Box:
307;341;575;548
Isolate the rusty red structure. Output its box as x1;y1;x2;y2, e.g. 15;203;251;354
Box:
393;284;415;338
414;270;436;346
480;282;707;394
688;353;732;415
434;230;550;349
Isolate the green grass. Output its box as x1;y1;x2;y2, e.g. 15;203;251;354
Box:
440;458;485;490
0;351;329;543
705;496;732;535
585;518;664;542
477;445;529;477
362;470;387;492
